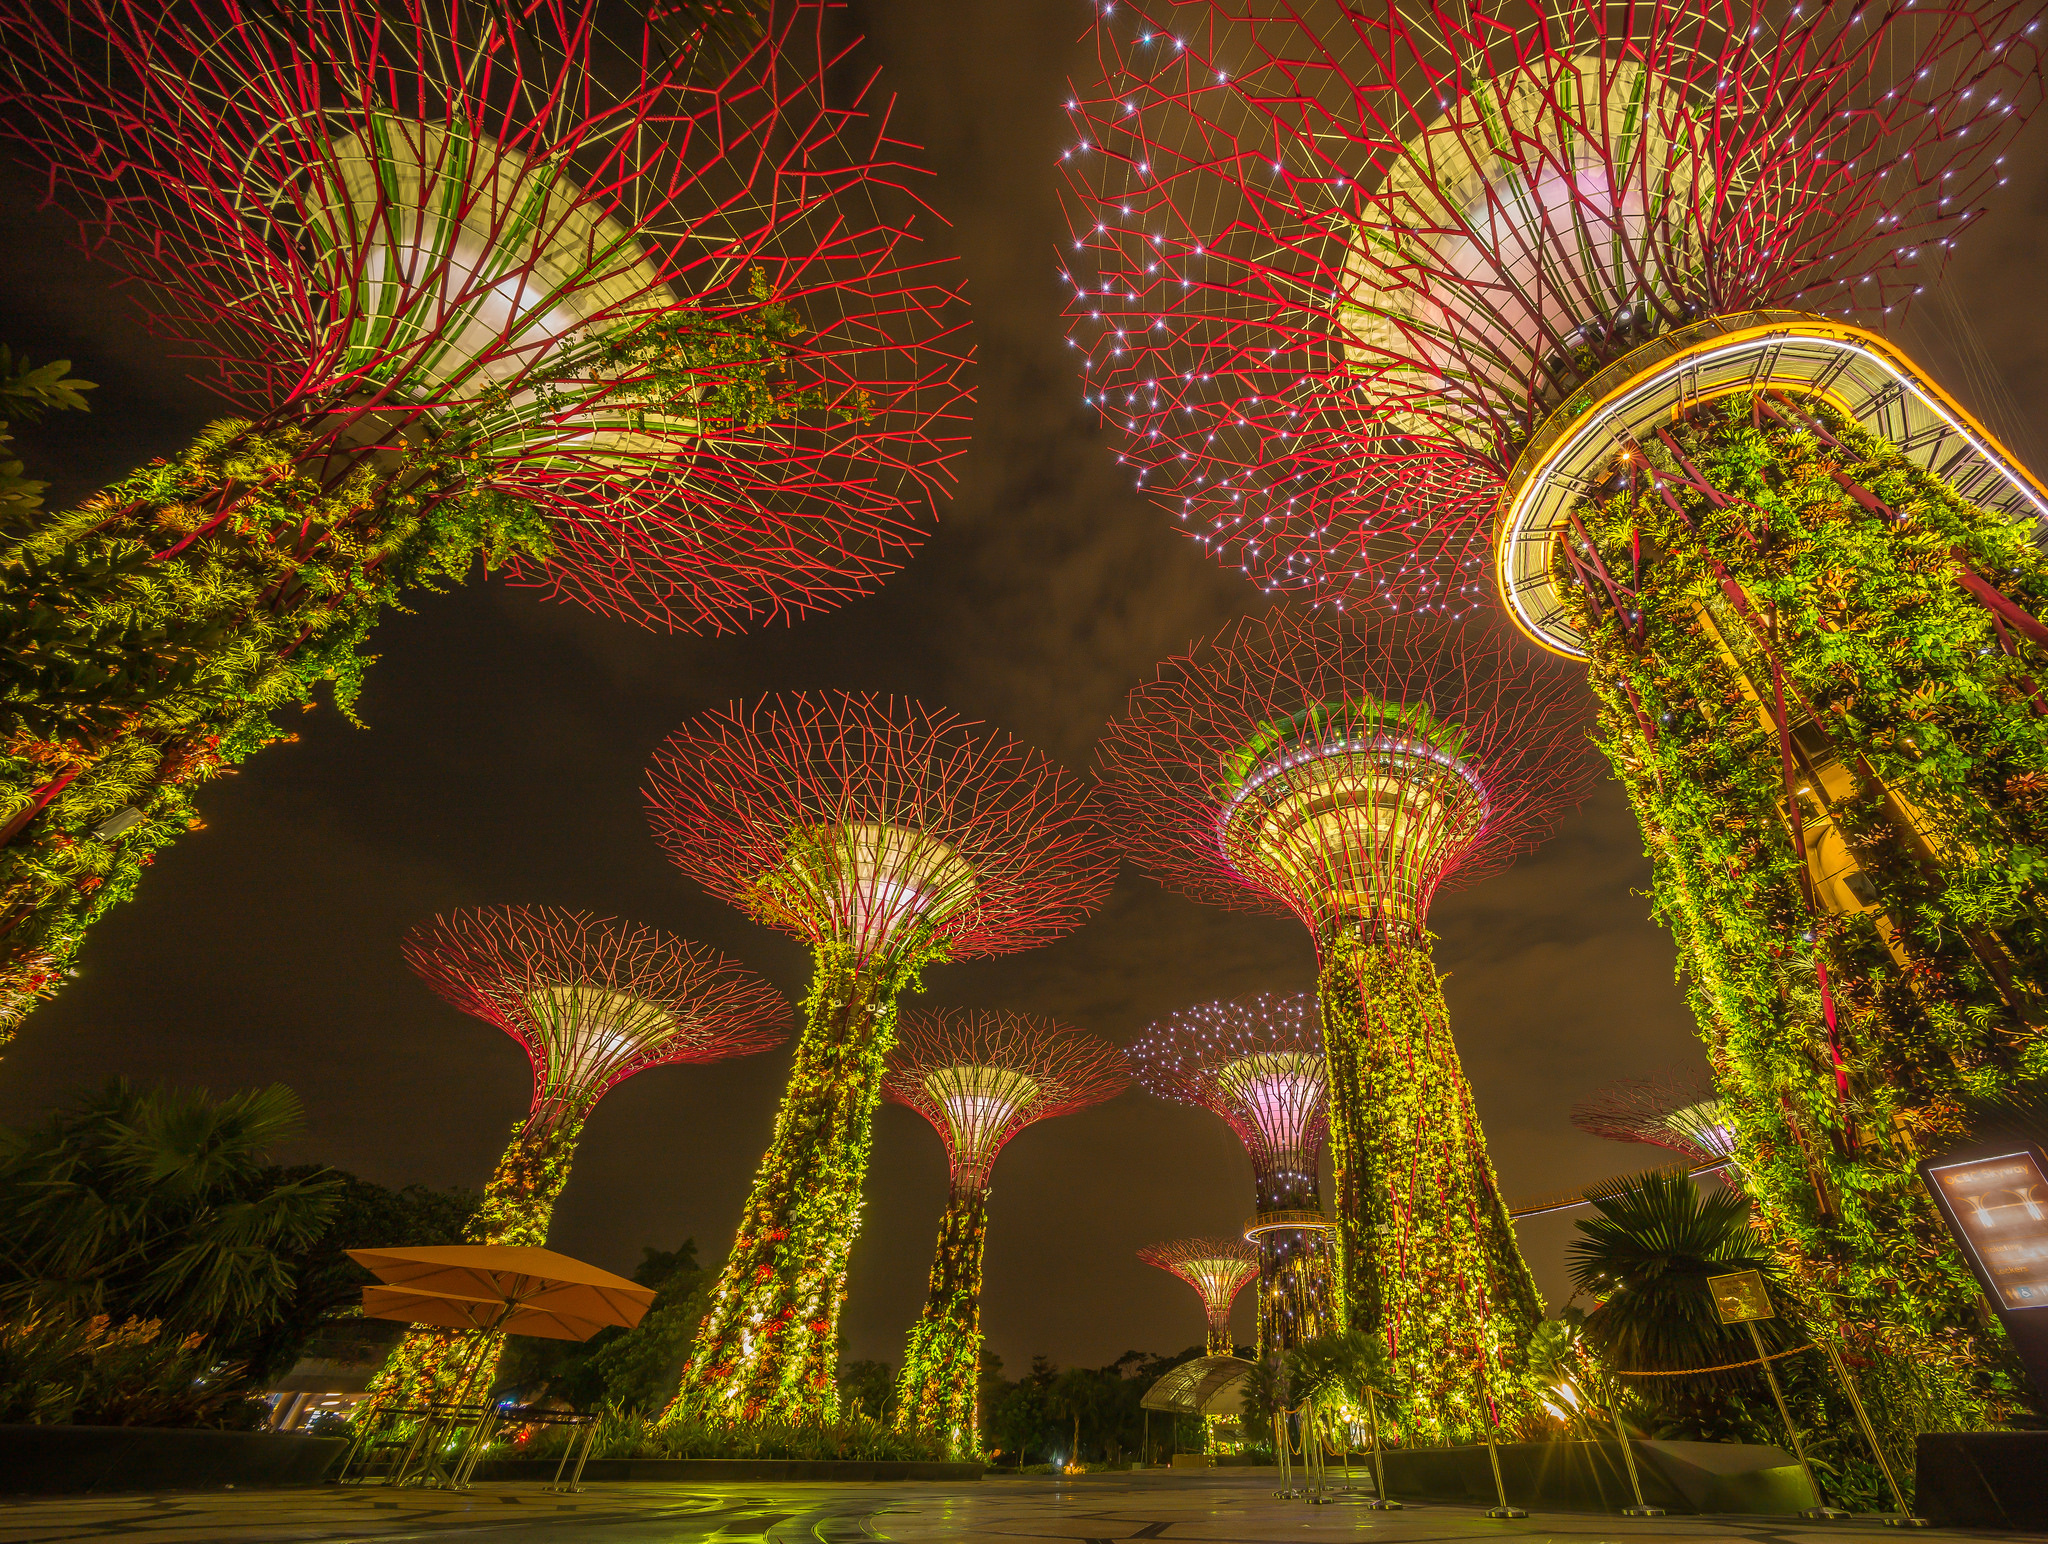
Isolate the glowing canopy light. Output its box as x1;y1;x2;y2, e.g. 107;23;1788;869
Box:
775;821;977;957
923;1064;1041;1179
1100;609;1590;942
409;906;790;1125
888;1010;1128;1191
1139;1236;1259;1350
317;120;691;467
1060;0;2045;606
1572;1067;1740;1169
1338;57;1696;449
1212;1051;1325;1167
1221;729;1488;934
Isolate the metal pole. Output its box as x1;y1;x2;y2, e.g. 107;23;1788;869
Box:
1817;1334;1927;1527
1746;1320;1846;1519
1477;1357;1528;1519
1363;1386;1401;1510
1605;1380;1664;1517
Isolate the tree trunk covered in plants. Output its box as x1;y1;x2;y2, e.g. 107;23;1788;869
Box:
0;410;546;1042
1250;1161;1333;1359
1559;388;2048;1455
361;1107;588;1413
1318;928;1542;1442
894;1181;988;1452
667;944;911;1424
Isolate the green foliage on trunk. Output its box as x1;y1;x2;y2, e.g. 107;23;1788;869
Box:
1318;930;1543;1441
895;1185;990;1452
1560;389;2046;1445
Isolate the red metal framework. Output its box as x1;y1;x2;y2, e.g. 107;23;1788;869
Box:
1572;1066;1738;1169
1059;0;2044;605
403;904;789;1123
1095;607;1592;940
1126;991;1325;1176
644;692;1116;964
1139;1235;1259;1346
1;0;972;632
884;1008;1128;1191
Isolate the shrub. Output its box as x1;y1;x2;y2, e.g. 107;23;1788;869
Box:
0;1310;267;1428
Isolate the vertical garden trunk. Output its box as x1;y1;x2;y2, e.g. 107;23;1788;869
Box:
894;1183;989;1450
668;948;902;1423
362;1107;587;1410
1250;1162;1334;1358
0;409;539;1041
1559;389;2048;1452
1318;929;1542;1441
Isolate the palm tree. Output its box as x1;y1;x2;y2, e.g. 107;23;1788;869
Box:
1568;1167;1781;1376
0;1080;338;1345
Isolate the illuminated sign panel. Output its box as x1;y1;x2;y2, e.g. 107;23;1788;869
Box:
1927;1152;2048;1311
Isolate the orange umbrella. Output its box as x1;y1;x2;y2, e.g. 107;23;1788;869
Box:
350;1245;655;1342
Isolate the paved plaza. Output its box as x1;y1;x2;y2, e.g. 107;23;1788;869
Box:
0;1473;2038;1544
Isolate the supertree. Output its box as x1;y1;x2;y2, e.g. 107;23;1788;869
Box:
643;692;1114;1423
0;0;970;1040
1139;1236;1259;1358
884;1008;1127;1451
1065;0;2048;1432
1064;0;2048;1433
1572;1068;1740;1173
1127;991;1335;1359
1098;607;1593;1438
362;903;788;1410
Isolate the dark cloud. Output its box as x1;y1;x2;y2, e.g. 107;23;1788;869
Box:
2;0;2044;1377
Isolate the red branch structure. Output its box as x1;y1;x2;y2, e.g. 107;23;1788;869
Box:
405;905;791;1138
1139;1236;1259;1357
1572;1067;1738;1170
644;693;1113;1423
367;903;786;1410
1100;607;1592;1437
1127;991;1334;1354
885;1008;1127;1445
3;0;972;630
1096;608;1592;937
887;1008;1129;1193
648;694;1115;964
1059;0;2044;605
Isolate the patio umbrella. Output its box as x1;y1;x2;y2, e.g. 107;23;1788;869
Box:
350;1244;656;1342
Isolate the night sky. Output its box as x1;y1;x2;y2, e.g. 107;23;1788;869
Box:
3;0;2046;1378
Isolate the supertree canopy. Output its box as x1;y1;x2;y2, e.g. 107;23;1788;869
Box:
884;1008;1127;1451
0;0;970;1040
1068;0;2048;1439
1099;607;1592;1438
644;693;1113;1423
1572;1067;1740;1172
1140;1236;1259;1359
363;904;787;1410
1127;991;1335;1358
